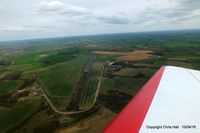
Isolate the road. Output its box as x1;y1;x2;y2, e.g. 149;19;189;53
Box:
36;64;105;115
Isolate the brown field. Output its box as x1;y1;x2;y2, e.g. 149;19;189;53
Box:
113;68;138;77
39;54;48;57
85;44;99;48
52;46;70;51
168;58;187;61
82;40;92;42
93;51;122;55
56;107;116;133
132;63;154;67
113;68;156;78
0;49;23;57
93;50;153;60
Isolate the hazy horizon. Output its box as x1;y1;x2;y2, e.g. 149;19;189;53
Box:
0;28;200;43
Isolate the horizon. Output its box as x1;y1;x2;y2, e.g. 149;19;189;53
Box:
0;28;200;43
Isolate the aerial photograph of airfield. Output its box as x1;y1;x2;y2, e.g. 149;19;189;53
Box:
0;0;200;133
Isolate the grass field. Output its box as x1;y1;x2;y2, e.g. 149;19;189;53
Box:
50;97;72;111
10;48;80;72
113;68;156;78
56;107;116;133
0;80;22;94
102;67;157;94
39;53;89;97
79;80;98;110
0;97;42;133
101;77;148;94
13;111;53;133
79;57;103;110
167;60;194;69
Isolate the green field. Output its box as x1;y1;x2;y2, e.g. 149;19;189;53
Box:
10;48;80;72
79;57;103;110
79;80;98;110
167;60;194;69
38;52;89;97
50;96;71;111
0;80;22;94
13;111;54;133
0;98;42;133
113;68;156;78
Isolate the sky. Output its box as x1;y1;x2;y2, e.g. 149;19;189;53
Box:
0;0;200;41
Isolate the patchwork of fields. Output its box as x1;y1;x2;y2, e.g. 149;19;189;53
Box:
0;30;200;132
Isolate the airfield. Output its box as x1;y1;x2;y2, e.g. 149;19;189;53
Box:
0;30;200;133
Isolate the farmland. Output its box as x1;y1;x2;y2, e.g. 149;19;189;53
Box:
0;29;200;132
93;50;153;60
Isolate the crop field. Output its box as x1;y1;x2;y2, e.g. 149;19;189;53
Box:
167;60;194;69
102;76;148;93
0;30;200;132
93;50;153;60
168;58;187;61
84;44;100;48
113;68;156;78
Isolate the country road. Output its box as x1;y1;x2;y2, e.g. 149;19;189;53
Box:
36;64;105;115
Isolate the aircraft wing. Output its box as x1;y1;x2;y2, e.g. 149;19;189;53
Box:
103;66;200;133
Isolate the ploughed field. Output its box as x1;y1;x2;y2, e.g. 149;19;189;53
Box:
93;50;153;60
0;30;200;133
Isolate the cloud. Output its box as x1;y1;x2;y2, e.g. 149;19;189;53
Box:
33;0;90;16
96;15;130;24
133;0;200;26
32;0;131;25
0;6;5;11
163;0;200;17
2;0;200;42
37;1;64;12
0;26;35;32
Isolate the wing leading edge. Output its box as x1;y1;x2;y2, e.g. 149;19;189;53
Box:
103;66;200;133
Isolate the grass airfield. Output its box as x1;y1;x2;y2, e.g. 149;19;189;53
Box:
0;30;200;132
